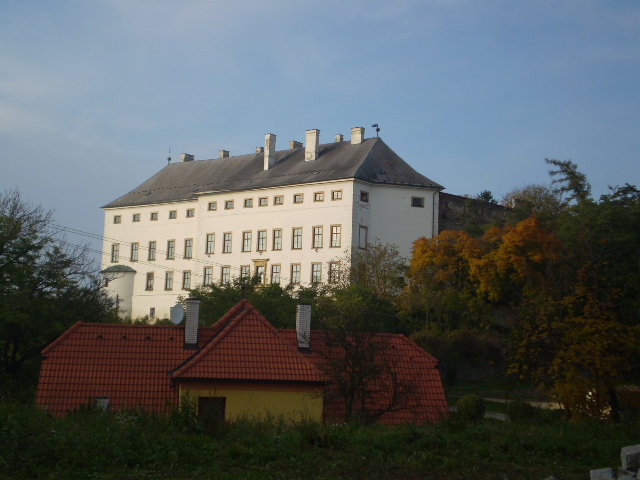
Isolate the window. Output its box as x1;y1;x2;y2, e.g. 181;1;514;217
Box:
291;264;301;284
271;264;281;284
130;243;139;262
95;396;110;411
240;265;250;279
146;272;154;291
167;240;175;260
293;193;303;204
113;215;121;224
184;239;193;259
183;271;191;290
244;198;253;208
225;200;234;210
257;230;267;251
186;208;195;217
411;197;425;208
329;263;339;283
272;229;282;250
111;244;119;263
169;210;177;219
313;226;323;249
359;226;368;249
292;228;302;249
360;191;369;202
165;272;173;290
223;233;232;253
148;241;156;261
150;212;158;221
258;197;268;206
132;213;140;222
205;234;215;254
221;266;230;284
273;195;284;205
331;190;343;200
330;225;341;248
208;201;217;211
314;192;324;202
311;263;322;283
256;265;265;284
242;231;252;252
149;307;155;319
203;267;213;285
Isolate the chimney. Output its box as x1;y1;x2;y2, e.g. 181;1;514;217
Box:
256;146;264;153
305;129;320;161
296;303;311;349
351;127;365;145
184;297;201;349
219;150;229;158
335;134;344;143
180;153;194;162
264;133;276;170
289;140;302;150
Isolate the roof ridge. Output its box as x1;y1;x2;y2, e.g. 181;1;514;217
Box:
41;321;84;355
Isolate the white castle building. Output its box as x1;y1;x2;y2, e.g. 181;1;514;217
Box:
101;127;443;319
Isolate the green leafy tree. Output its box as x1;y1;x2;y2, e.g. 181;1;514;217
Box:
0;190;115;377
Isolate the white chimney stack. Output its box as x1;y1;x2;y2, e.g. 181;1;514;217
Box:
305;129;320;161
351;127;365;145
180;153;194;162
219;150;229;158
335;134;344;143
296;303;312;349
264;133;276;170
184;297;201;349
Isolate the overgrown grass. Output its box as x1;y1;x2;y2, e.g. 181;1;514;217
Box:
0;400;636;480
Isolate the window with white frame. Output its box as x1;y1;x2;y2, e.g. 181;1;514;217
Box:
130;243;139;262
208;201;217;211
358;226;368;249
411;196;425;208
167;240;175;259
258;197;268;206
256;265;265;284
331;190;342;200
272;229;282;250
169;210;177;219
311;263;322;283
314;192;324;202
111;244;119;263
244;198;253;208
186;208;195;217
257;230;267;251
313;226;323;249
113;215;121;224
203;267;213;285
292;228;302;249
184;239;193;259
291;264;301;284
274;195;284;205
221;266;230;284
329;263;339;283
183;271;191;290
293;193;303;204
242;231;252;252
150;212;158;221
223;233;232;253
271;264;281;284
132;213;140;222
225;200;234;210
206;234;215;254
146;272;154;291
165;272;173;290
148;241;156;261
330;225;341;248
149;307;155;319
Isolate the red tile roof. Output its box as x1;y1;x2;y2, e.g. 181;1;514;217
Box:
36;300;448;423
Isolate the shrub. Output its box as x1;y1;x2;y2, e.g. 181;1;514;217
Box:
506;401;537;423
456;395;485;422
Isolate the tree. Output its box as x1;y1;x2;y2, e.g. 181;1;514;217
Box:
546;158;592;205
0;190;115;377
476;190;497;204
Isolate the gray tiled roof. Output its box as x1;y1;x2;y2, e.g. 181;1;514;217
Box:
103;138;443;208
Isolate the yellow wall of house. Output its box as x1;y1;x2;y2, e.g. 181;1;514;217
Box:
180;381;324;422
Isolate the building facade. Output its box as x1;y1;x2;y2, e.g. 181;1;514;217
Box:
101;127;443;319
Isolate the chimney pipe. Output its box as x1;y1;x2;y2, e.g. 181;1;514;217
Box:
184;297;201;349
289;140;302;150
219;150;229;158
296;303;311;349
180;153;194;162
335;134;344;143
305;129;320;161
351;127;365;145
264;133;276;170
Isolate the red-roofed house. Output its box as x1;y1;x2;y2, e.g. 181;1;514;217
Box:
36;299;448;424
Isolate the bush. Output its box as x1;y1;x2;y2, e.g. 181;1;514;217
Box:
456;395;485;422
506;400;537;423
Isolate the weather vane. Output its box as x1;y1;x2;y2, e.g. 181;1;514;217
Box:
372;124;380;137
167;147;171;164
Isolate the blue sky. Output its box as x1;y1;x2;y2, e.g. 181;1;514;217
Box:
2;1;639;265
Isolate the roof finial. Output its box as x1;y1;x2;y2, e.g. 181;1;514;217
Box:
167;147;171;164
372;124;380;137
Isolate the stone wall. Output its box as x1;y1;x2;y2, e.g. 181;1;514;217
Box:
438;192;508;234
